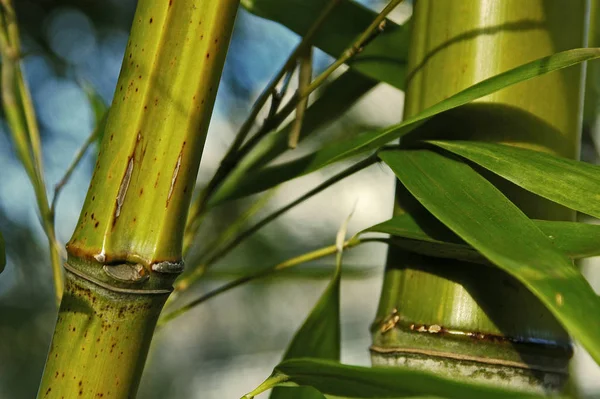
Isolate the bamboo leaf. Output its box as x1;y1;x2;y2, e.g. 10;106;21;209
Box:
378;148;600;366
429;140;600;219
241;0;410;89
243;359;556;399
211;48;600;205
269;214;352;399
364;213;600;262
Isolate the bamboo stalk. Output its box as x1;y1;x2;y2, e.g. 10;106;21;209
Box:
372;0;588;394
37;1;239;397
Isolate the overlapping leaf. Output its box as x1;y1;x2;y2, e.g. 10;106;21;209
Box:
379;148;600;366
241;0;410;88
430;140;600;218
244;359;556;399
364;213;600;262
210;48;600;205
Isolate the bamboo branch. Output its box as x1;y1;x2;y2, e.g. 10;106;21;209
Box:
51;118;105;217
184;0;342;233
196;0;403;208
183;187;278;257
289;47;313;149
175;154;379;293
205;0;341;188
160;236;366;325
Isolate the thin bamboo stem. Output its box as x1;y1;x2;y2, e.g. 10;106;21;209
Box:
288;47;313;149
0;0;63;302
175;154;378;294
51;117;105;217
161;236;383;325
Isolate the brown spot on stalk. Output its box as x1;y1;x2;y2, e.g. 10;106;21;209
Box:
149;18;153;23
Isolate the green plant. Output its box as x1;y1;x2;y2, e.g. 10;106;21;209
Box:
2;0;600;398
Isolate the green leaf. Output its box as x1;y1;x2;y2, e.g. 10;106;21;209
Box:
378;148;600;366
269;217;351;399
213;70;377;207
429;140;600;219
211;48;600;205
243;359;556;399
364;213;600;262
0;232;5;274
241;0;410;89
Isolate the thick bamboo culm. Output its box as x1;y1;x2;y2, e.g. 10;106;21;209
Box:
372;0;588;394
37;1;240;397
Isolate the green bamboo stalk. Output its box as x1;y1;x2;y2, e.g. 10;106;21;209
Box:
372;0;588;394
37;1;239;397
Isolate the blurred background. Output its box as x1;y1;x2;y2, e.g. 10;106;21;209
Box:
1;1;600;398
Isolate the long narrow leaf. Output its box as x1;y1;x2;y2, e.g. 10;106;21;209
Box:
244;359;556;399
241;0;410;88
211;48;600;204
379;149;600;366
429;140;600;219
364;213;600;262
269;216;351;399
